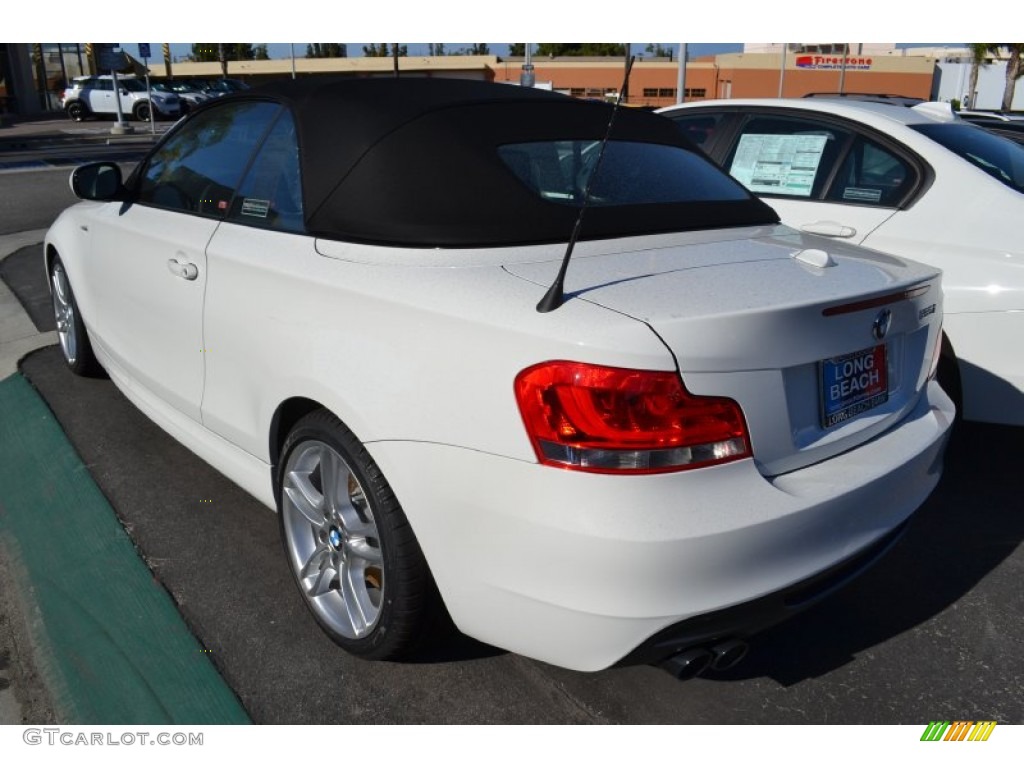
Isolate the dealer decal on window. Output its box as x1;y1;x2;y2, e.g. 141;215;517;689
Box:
241;198;271;218
842;187;883;203
730;134;828;197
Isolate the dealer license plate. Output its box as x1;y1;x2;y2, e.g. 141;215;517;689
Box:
820;344;888;428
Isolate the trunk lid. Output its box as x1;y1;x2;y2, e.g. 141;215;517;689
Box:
504;228;943;476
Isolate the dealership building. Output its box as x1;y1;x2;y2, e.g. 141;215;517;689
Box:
2;43;1021;120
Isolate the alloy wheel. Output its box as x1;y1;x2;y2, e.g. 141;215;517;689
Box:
51;263;78;365
281;440;385;639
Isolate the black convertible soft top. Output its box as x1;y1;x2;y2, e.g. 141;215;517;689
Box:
225;77;777;247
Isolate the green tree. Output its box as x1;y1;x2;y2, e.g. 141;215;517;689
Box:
508;43;529;56
229;44;255;60
363;44;406;57
644;43;673;59
428;44;446;56
467;44;490;55
191;44;220;62
535;43;626;57
254;44;270;60
191;44;255;62
306;43;347;58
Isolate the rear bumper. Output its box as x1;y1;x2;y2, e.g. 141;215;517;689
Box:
368;380;954;671
616;517;909;666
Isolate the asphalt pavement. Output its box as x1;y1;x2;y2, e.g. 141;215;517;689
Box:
0;115;159;175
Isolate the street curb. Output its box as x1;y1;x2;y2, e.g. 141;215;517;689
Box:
0;372;250;724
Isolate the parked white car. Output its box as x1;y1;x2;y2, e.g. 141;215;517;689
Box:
45;79;953;675
660;98;1024;425
61;75;182;122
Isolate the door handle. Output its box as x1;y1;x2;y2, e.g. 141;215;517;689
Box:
800;221;857;239
167;258;199;281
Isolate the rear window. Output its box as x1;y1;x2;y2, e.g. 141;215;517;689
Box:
498;140;752;207
912;123;1024;194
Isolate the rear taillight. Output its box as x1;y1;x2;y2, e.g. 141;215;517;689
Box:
514;361;751;474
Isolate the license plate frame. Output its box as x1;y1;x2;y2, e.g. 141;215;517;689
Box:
819;344;889;429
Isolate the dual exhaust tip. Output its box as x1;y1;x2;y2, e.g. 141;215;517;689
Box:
660;639;749;680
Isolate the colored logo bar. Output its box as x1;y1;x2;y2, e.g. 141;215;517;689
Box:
920;721;997;741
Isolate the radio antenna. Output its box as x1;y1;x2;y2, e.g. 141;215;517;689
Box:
536;55;635;313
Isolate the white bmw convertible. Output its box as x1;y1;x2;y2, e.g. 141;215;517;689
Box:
44;78;953;675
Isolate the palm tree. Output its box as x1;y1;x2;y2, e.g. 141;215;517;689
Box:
999;44;1023;111
966;44;995;109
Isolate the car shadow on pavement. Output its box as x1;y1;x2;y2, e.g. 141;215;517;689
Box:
707;420;1024;686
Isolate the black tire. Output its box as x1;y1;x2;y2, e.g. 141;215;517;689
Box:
936;334;963;422
65;101;87;122
277;409;444;660
133;101;151;122
49;254;103;377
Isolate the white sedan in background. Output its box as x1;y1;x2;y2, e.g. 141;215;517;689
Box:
661;98;1024;425
45;79;953;675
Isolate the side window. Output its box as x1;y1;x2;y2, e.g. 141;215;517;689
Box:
227;110;304;232
824;136;916;207
666;112;726;151
723;115;852;198
137;101;280;216
93;79;112;91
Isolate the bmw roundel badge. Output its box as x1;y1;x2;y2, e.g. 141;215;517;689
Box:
872;309;892;341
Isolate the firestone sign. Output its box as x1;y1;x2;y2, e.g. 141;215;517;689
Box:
796;55;873;70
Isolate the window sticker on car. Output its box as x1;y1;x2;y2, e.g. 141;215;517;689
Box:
241;198;271;218
730;134;828;197
842;186;883;203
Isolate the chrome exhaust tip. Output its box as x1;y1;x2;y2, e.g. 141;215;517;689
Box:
660;648;713;680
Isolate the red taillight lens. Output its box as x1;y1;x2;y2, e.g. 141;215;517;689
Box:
514;361;751;474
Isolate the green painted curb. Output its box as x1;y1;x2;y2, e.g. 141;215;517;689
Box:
0;373;250;724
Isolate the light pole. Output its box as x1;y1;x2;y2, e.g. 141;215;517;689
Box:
676;43;687;103
838;43;849;94
520;44;535;87
622;43;630;103
778;43;787;97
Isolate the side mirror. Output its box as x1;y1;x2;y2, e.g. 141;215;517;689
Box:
70;162;125;201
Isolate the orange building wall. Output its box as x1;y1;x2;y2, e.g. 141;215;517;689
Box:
491;58;935;108
714;67;934;101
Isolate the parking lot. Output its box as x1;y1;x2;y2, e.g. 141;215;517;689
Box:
1;232;1022;725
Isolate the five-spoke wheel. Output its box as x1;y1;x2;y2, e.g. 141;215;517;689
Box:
278;410;443;659
49;255;101;376
282;439;385;639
